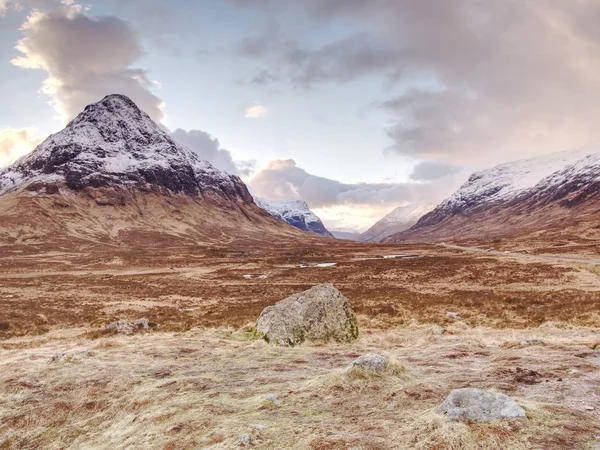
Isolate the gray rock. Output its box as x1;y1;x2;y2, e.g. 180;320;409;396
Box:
256;284;359;346
446;312;460;319
237;434;252;446
520;339;545;346
105;320;134;334
439;388;527;422
265;393;280;406
348;353;389;373
432;326;446;336
105;318;157;334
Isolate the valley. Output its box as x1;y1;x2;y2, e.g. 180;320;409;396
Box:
2;240;600;449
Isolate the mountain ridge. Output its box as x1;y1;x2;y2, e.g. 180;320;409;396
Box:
387;147;600;247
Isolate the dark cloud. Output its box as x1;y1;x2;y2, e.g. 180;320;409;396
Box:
234;0;600;163
248;159;414;208
11;6;164;122
171;129;255;176
237;31;398;88
409;161;460;182
246;69;280;86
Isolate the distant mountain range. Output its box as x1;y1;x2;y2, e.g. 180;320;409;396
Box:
0;94;301;246
331;230;361;241
254;198;333;237
359;204;436;242
387;147;600;246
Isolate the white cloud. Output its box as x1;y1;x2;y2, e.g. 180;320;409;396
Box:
11;5;164;123
0;128;42;167
244;104;268;119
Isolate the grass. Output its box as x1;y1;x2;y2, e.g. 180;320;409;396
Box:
1;325;599;449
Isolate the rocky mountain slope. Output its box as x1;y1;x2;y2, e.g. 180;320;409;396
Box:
360;204;436;242
387;147;600;247
254;197;333;237
0;94;300;246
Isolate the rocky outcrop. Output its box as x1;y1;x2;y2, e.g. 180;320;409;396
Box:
256;284;358;346
439;388;527;422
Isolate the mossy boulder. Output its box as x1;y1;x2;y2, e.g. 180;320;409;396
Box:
256;284;359;346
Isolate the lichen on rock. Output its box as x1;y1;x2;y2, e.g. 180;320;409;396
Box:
256;284;359;346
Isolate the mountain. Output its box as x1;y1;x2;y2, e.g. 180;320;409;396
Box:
386;147;600;246
331;230;361;241
254;198;333;237
0;94;300;246
359;203;436;242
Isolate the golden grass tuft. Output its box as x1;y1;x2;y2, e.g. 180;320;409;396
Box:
314;355;410;392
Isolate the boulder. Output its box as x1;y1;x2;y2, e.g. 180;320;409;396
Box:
256;284;358;346
439;388;526;422
348;353;389;373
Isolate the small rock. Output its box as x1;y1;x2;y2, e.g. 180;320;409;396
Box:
105;318;157;334
348;353;389;373
446;312;460;319
569;369;580;375
49;352;67;363
432;326;446;336
36;313;49;324
265;393;280;406
105;320;134;335
439;388;527;422
238;434;252;446
251;424;267;433
520;339;545;346
49;349;93;363
585;406;595;411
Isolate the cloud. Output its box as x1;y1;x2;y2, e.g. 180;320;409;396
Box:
234;0;600;164
170;129;255;176
409;161;461;182
247;159;466;232
248;159;415;208
11;5;164;123
0;128;42;167
245;104;268;118
170;129;240;175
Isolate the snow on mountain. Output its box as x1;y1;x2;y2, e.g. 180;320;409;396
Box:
360;203;436;242
387;146;600;243
439;147;598;213
254;197;333;237
0;94;252;205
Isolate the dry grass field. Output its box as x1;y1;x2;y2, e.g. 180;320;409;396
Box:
2;240;600;449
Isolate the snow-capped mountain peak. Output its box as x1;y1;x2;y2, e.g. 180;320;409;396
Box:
0;94;251;203
254;197;333;237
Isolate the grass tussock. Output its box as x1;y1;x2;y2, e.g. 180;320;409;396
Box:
314;355;410;392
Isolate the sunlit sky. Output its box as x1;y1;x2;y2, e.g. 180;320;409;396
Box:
2;0;600;231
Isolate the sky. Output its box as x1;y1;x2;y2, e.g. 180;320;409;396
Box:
1;0;600;232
